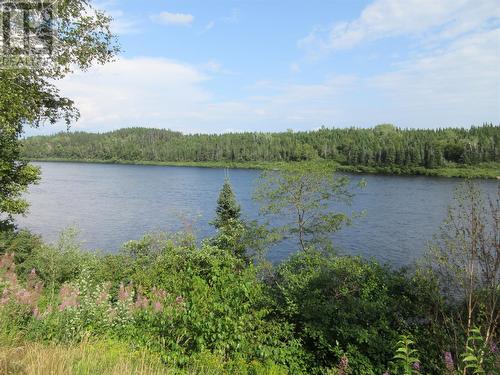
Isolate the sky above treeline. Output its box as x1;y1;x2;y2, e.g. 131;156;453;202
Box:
30;0;500;135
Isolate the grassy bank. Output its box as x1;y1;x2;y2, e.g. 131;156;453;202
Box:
0;339;249;375
27;157;500;179
0;340;167;375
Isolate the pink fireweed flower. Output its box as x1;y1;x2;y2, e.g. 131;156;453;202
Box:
338;356;349;375
15;289;31;305
0;289;9;305
0;253;15;270
4;269;18;288
33;307;42;320
152;287;167;300
118;282;134;302
58;284;79;311
137;296;149;310
14;287;41;307
412;362;420;372
135;292;149;310
175;296;184;305
134;286;148;309
444;352;454;371
152;301;163;312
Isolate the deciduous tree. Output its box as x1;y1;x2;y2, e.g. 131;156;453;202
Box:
0;0;119;229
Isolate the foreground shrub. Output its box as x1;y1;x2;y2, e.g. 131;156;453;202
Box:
124;241;306;371
2;228;495;374
267;250;444;374
0;235;303;373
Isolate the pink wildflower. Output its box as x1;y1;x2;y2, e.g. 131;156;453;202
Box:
58;284;79;311
118;282;133;302
33;307;42;320
175;296;185;305
0;253;15;270
338;356;349;375
152;287;167;300
135;291;149;310
444;352;454;371
0;289;9;305
153;301;163;312
412;362;420;373
4;268;18;288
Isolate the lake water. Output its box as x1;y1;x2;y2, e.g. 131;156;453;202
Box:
17;162;499;266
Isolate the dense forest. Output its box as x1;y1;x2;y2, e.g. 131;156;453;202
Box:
22;124;499;169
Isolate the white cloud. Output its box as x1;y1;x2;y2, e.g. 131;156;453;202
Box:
367;29;500;126
94;1;141;35
43;0;499;136
290;63;301;73
49;36;498;135
203;21;215;32
285;0;500;127
299;0;500;55
152;12;194;26
222;8;239;24
199;9;239;35
56;58;211;132
49;57;359;134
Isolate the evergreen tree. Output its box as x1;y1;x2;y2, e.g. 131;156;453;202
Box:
213;176;241;230
20;124;500;170
212;175;247;258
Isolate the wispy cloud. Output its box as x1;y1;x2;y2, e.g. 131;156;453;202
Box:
200;8;240;35
299;0;500;56
222;8;239;24
152;12;194;26
44;1;498;134
367;28;500;126
290;63;301;73
203;21;215;32
94;0;141;35
55;37;498;134
56;58;210;133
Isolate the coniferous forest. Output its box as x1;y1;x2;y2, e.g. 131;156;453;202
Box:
22;124;499;177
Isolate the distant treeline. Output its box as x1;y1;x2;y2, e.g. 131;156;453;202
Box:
22;124;499;168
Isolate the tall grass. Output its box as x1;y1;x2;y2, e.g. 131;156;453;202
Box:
0;340;168;375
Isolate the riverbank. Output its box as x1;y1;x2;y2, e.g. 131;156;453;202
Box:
26;158;500;179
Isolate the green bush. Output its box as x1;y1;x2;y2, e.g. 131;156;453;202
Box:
0;228;493;374
267;250;444;374
0;231;306;372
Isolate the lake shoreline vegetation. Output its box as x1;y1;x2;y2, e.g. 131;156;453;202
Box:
1;172;499;374
21;124;500;179
1;1;499;373
24;157;500;179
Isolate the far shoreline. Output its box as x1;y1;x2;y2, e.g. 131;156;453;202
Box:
25;158;500;180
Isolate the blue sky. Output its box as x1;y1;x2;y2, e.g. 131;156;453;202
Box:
34;0;500;135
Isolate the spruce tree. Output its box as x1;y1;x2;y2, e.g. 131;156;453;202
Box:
213;176;241;229
212;175;247;259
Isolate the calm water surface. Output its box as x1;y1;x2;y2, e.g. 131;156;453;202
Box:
17;162;499;266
